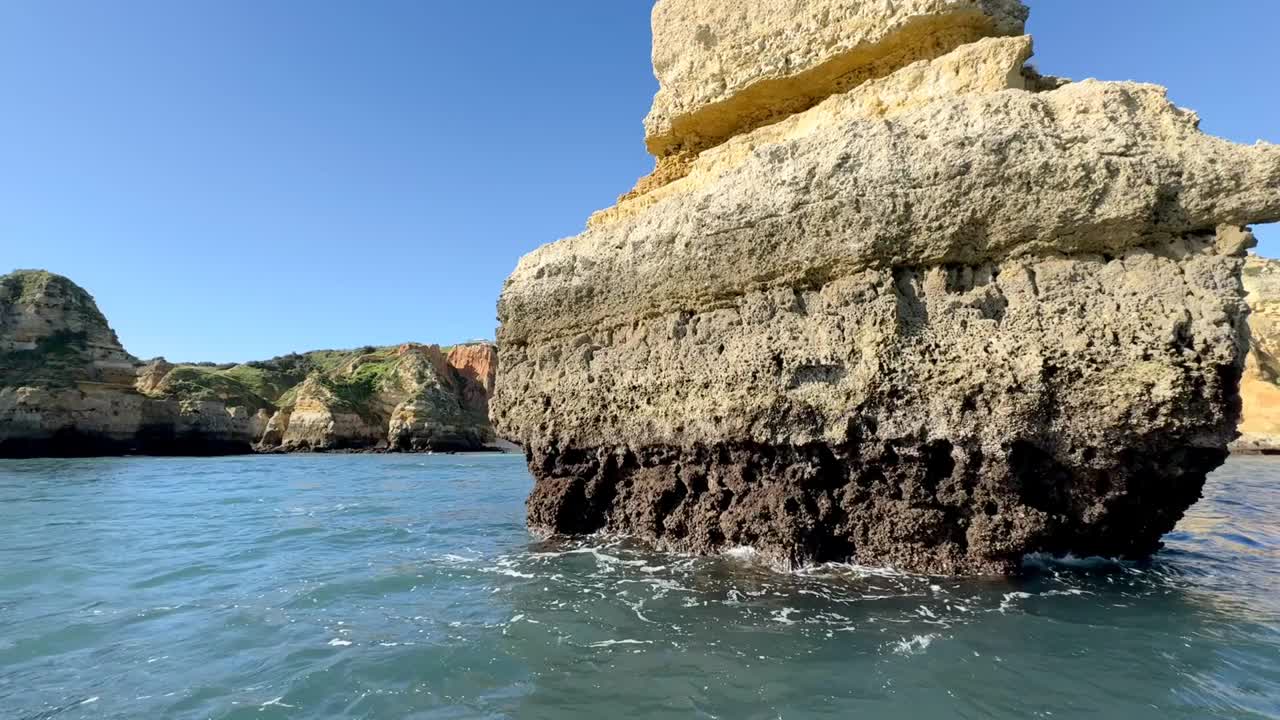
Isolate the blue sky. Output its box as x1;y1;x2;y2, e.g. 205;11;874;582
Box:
2;1;1276;363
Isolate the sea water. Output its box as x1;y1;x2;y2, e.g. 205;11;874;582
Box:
0;453;1276;719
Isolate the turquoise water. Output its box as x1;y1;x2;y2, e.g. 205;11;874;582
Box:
1;454;1277;720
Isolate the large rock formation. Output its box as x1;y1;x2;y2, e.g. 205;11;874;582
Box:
1;270;138;386
258;343;496;452
492;1;1280;574
1235;254;1280;453
0;270;499;457
0;271;262;456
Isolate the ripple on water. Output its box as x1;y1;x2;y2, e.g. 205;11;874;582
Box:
0;454;1278;719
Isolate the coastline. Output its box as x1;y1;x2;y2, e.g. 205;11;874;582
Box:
0;441;522;460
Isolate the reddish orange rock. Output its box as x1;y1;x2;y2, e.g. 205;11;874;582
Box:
447;343;497;395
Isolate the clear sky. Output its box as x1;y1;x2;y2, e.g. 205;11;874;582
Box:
2;1;1277;363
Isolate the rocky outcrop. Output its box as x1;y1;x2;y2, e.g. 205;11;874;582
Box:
271;376;383;451
1234;255;1280;453
0;270;139;387
266;344;495;452
448;343;498;418
0;271;258;456
492;1;1280;574
0;385;258;457
0;270;500;457
134;358;175;396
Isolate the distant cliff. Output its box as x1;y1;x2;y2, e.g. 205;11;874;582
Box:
1236;255;1280;453
0;270;498;457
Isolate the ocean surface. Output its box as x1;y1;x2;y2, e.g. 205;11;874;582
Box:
0;454;1277;720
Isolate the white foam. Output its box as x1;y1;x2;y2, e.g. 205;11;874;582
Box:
1022;552;1132;571
80;697;100;706
261;697;296;709
999;591;1033;613
528;546;646;566
891;633;939;656
328;638;352;647
589;639;652;648
436;553;481;565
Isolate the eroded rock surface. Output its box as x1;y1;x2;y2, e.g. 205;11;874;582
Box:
645;0;1027;156
493;1;1280;574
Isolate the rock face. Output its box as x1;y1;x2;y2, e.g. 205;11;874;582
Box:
643;0;1027;158
0;270;138;387
264;343;495;452
447;343;499;418
492;1;1280;574
1235;255;1280;453
0;271;260;456
0;270;499;457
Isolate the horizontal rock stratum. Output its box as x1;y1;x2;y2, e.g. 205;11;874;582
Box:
644;0;1028;158
492;0;1280;574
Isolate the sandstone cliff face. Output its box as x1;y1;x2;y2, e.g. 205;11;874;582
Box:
266;344;495;452
1235;255;1280;453
0;270;138;387
492;1;1280;574
0;270;499;456
0;271;263;456
448;343;498;418
644;1;1027;160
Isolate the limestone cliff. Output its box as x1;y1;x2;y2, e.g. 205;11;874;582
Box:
492;1;1280;574
255;343;495;452
140;343;498;453
0;270;498;456
0;270;261;456
448;343;498;419
1235;255;1280;453
1;270;138;387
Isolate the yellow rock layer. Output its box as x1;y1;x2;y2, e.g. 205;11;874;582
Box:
644;0;1027;159
593;36;1032;230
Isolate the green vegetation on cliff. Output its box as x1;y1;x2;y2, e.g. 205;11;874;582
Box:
4;269;65;305
1;270;136;388
324;357;395;411
0;330;91;387
151;366;277;413
148;345;428;420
